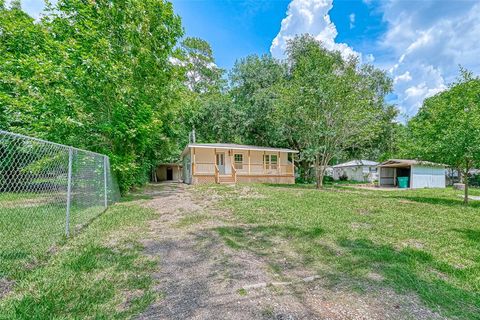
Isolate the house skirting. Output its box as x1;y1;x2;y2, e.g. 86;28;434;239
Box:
191;174;294;185
192;174;216;184
237;175;294;184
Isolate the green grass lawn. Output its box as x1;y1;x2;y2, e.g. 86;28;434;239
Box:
0;192;104;280
206;184;480;319
0;200;159;319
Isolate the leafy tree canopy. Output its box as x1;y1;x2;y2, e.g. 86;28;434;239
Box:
406;68;480;203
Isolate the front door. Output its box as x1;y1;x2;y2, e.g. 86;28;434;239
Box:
166;167;173;180
216;153;225;174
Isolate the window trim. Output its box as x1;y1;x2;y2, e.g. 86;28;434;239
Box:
263;154;278;170
234;153;243;169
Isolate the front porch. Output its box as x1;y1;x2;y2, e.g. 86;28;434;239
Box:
185;144;297;184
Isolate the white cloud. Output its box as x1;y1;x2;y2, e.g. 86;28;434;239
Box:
349;13;355;29
272;0;480;118
393;71;411;84
365;53;375;63
270;0;360;61
379;0;480;115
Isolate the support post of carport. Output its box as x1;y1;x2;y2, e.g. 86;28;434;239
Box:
393;167;397;187
291;153;294;176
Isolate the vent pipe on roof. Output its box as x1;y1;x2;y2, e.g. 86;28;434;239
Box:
189;128;196;143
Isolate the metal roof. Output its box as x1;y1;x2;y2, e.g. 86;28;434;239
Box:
378;159;445;168
333;160;378;168
181;143;299;157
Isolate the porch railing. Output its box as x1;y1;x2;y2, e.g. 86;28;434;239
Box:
194;162;216;174
193;162;294;176
214;164;219;183
231;163;237;183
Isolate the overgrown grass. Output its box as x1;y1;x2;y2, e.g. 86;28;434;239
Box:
0;192;104;280
0;201;159;319
208;184;480;319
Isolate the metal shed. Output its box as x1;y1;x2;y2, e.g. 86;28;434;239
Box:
378;159;445;189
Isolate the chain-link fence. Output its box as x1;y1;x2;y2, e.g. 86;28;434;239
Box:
0;130;120;279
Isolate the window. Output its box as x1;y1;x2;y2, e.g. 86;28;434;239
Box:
234;154;243;169
263;154;278;170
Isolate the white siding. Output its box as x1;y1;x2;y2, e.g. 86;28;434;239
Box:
333;166;377;182
411;165;445;188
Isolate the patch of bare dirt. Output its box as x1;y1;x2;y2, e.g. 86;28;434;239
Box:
396;239;425;251
117;289;146;312
134;182;446;320
234;186;267;199
351;222;372;230
0;278;14;299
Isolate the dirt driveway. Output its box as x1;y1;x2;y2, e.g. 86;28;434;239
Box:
135;183;443;320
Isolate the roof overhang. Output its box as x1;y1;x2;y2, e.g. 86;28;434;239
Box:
378;159;445;168
333;161;379;168
181;143;299;157
157;163;182;167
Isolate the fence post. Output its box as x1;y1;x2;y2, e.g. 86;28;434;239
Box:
65;148;73;238
104;156;108;208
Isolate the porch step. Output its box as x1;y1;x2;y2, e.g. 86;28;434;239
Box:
218;175;235;184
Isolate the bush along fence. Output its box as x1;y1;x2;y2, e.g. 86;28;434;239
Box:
0;130;120;279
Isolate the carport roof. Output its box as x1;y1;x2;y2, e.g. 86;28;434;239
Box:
378;159;445;168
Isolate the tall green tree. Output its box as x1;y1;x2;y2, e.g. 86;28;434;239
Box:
229;54;287;147
407;69;480;204
0;2;68;135
174;36;233;144
0;0;183;192
177;37;224;94
280;35;393;188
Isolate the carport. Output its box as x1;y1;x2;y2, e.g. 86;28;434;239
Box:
153;163;182;182
378;159;445;189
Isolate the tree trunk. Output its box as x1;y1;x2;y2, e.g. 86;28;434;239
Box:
315;155;323;189
318;168;325;189
463;169;469;205
301;160;310;182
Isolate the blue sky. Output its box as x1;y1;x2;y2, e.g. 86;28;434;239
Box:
12;0;480;119
172;0;291;69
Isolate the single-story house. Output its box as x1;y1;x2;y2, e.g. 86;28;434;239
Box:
332;160;379;182
378;159;446;189
181;143;298;184
154;163;182;182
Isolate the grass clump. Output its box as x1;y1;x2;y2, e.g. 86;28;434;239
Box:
174;213;210;228
237;288;247;296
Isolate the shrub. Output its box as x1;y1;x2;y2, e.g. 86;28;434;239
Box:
469;174;480;187
323;175;334;183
